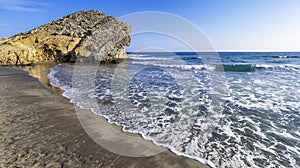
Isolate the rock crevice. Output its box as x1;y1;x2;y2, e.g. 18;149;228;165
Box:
0;10;131;66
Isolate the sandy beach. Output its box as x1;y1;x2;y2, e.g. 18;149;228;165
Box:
0;66;208;168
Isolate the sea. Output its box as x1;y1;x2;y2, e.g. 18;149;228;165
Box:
48;52;300;168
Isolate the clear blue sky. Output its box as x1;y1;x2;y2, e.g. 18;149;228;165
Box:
0;0;300;51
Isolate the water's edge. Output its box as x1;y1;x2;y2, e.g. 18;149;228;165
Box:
17;63;213;168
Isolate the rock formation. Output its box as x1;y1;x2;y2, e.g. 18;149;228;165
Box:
0;10;131;66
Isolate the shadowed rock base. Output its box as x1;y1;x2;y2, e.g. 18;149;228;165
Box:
0;67;208;168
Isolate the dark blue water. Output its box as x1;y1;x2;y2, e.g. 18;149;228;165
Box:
49;52;300;168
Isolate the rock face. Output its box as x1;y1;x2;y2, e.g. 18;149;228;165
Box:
0;10;131;66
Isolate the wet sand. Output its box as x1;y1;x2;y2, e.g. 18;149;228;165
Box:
0;66;208;168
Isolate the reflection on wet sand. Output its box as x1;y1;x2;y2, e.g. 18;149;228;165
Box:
20;63;65;95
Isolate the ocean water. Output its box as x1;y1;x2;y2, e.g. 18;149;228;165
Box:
48;52;300;168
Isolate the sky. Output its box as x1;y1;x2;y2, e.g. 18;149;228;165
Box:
0;0;300;52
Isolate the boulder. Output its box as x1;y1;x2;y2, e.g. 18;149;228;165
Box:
0;10;131;66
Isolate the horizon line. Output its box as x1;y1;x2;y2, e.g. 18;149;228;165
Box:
127;50;300;53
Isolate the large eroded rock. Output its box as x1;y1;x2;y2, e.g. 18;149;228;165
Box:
0;10;131;66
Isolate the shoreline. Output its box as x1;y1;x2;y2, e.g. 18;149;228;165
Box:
0;65;208;168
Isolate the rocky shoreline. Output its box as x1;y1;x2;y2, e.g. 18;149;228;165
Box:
0;10;131;66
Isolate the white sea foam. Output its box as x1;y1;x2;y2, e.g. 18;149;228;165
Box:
256;64;300;71
132;61;300;72
131;61;206;70
47;61;300;168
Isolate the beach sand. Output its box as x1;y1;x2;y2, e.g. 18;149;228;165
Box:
0;66;208;168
